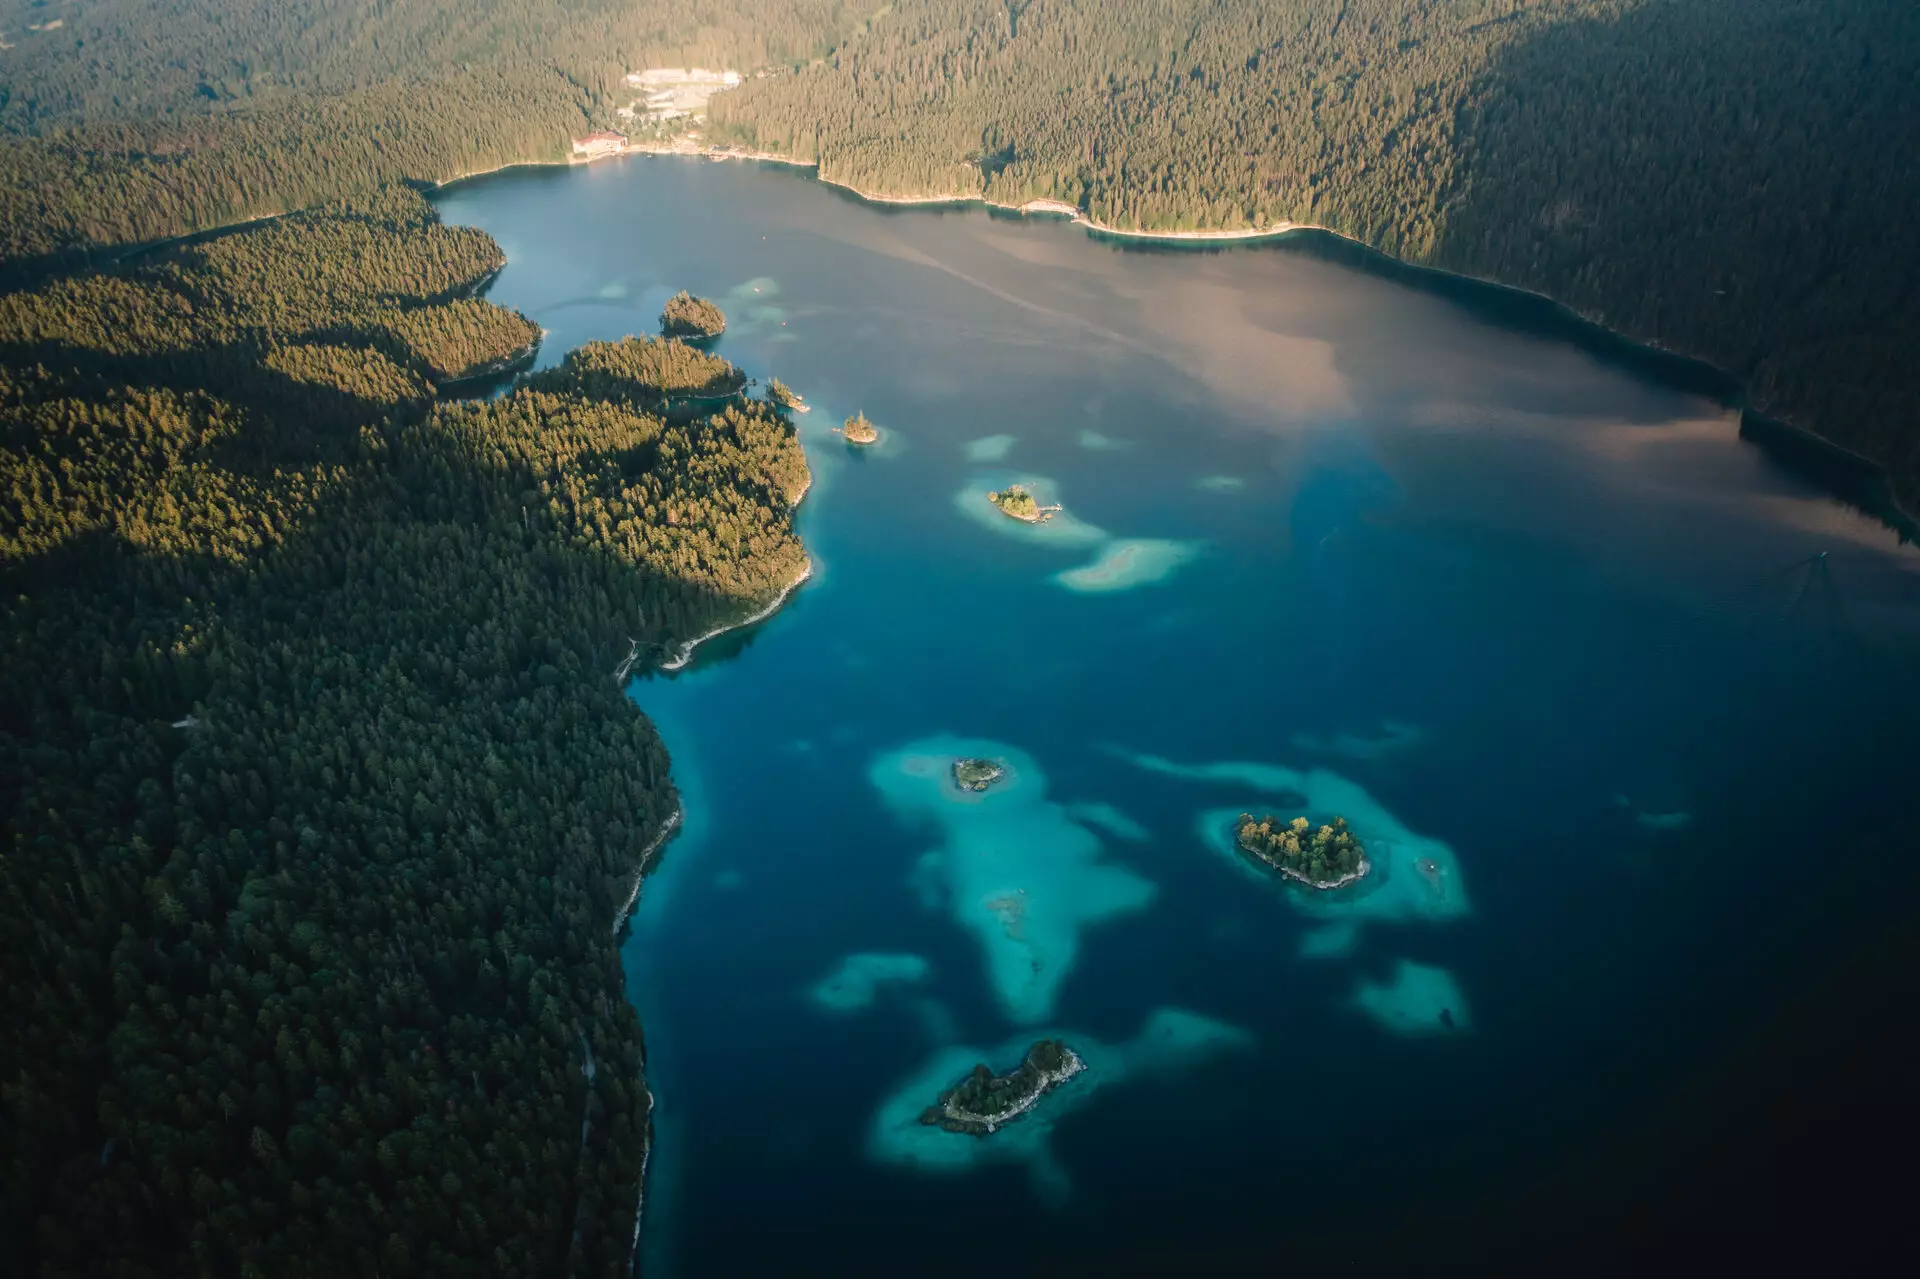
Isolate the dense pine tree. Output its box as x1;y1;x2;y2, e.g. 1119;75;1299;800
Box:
1;189;808;1275
2;1;1910;503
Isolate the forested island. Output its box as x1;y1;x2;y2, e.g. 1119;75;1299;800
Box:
952;758;1006;792
987;485;1058;523
3;1;1911;512
537;333;750;415
660;291;727;339
1234;814;1370;890
918;1039;1085;1135
0;186;808;1274
839;411;879;444
767;378;810;412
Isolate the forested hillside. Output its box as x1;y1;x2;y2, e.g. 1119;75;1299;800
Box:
0;0;884;262
709;0;1920;508
0;188;809;1274
2;0;1912;506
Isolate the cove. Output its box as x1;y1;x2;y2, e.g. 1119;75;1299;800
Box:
434;156;1920;1274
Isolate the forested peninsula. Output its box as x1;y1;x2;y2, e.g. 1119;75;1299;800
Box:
0;186;808;1274
1;0;1915;508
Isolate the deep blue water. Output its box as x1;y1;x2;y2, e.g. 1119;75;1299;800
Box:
435;159;1920;1273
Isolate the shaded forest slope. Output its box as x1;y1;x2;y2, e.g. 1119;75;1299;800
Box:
1;187;808;1275
711;0;1919;508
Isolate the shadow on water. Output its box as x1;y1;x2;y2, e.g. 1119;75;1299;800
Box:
1428;0;1920;547
1077;2;1920;549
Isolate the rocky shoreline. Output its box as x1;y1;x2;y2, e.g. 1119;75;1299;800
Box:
611;806;684;937
1233;814;1372;891
923;1043;1087;1136
1272;858;1370;892
657;558;812;673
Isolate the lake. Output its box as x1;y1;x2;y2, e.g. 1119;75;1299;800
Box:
434;157;1920;1273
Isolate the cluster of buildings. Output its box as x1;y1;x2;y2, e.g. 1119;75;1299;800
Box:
571;132;628;159
574;67;751;158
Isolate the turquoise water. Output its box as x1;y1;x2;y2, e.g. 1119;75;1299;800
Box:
435;159;1920;1271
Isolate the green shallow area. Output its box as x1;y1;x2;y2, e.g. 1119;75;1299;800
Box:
955;474;1206;592
1109;749;1469;926
1055;537;1205;593
1351;960;1472;1037
809;952;933;1013
964;433;1019;461
870;736;1157;1023
866;1007;1254;1196
1191;800;1465;924
1078;429;1132;451
953;474;1108;547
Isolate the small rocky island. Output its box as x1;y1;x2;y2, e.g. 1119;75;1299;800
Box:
986;484;1060;523
839;411;879;444
952;758;1006;792
1234;813;1370;889
766;378;810;412
919;1038;1085;1135
660;290;726;339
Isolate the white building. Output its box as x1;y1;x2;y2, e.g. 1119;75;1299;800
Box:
571;131;627;158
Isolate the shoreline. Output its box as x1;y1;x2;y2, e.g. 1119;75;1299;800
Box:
599;144;1916;529
69;139;1920;530
1234;826;1372;892
657;559;813;672
612;801;682;1277
991;503;1061;524
612;805;684;936
622;141;1325;244
438;339;539;388
1273;856;1371;893
629;1080;653;1279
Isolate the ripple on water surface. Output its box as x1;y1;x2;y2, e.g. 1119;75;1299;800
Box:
870;736;1157;1024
